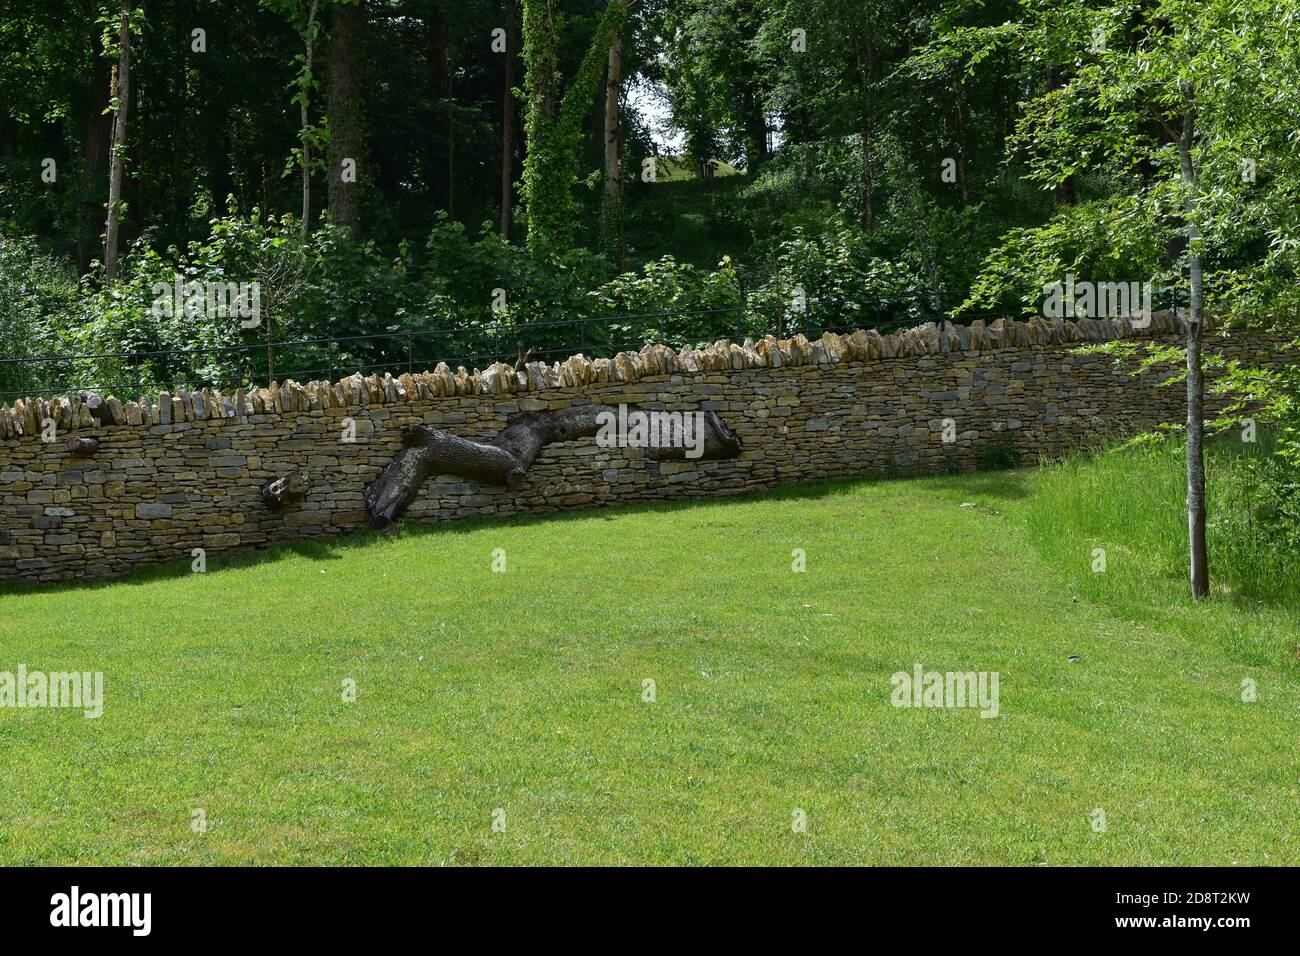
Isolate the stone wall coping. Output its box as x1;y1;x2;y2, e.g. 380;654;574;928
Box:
0;310;1207;441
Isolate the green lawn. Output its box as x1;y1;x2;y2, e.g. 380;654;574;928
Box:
1;466;1297;865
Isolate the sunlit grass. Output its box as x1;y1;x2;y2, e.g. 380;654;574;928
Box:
0;467;1296;865
1026;435;1300;667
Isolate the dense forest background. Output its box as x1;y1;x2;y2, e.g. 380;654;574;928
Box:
0;0;1296;395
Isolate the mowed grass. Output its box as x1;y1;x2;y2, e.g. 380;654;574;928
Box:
0;466;1297;865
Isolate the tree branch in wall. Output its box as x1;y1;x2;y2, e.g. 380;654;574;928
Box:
363;405;742;530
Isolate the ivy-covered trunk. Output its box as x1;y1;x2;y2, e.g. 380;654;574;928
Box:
520;0;627;254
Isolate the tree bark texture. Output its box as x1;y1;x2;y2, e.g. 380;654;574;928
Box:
1178;108;1209;600
102;0;132;283
364;405;743;530
327;0;365;230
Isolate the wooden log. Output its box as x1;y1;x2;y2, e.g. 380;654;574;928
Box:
364;405;742;530
261;471;309;510
645;410;742;461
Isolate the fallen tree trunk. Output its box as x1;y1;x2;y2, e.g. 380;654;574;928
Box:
364;405;742;530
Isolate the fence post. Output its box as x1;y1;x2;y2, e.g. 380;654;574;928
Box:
407;333;414;375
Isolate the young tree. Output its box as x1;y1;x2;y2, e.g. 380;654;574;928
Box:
950;0;1288;598
298;0;322;233
265;0;324;233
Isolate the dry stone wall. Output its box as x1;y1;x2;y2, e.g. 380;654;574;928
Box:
0;312;1284;583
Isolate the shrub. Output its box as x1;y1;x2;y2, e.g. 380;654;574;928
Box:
0;234;79;397
751;225;924;333
590;255;743;347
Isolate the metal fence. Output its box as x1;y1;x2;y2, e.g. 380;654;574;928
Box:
0;285;1180;402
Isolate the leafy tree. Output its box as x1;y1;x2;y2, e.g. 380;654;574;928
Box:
947;0;1299;598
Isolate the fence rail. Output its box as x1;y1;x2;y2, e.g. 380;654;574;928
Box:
0;287;1179;403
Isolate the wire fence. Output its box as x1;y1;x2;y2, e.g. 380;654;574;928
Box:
0;285;1184;402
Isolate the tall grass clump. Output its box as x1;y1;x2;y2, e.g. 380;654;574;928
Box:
1026;435;1300;666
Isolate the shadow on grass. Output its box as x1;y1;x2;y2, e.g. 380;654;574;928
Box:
911;469;1035;502
0;466;1034;598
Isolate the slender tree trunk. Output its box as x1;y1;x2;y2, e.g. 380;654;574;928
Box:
859;117;874;230
327;0;365;231
102;0;132;283
956;87;970;205
80;31;113;275
300;0;320;234
425;9;448;208
446;40;455;220
602;36;620;201
857;47;876;231
742;87;767;172
600;14;624;266
84;16;113;170
500;0;518;240
210;130;235;216
1177;111;1209;600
